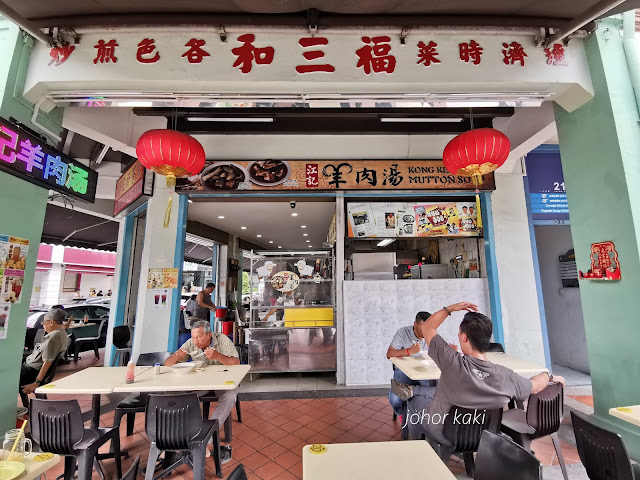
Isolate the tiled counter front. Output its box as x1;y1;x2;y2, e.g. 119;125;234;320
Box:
343;279;491;386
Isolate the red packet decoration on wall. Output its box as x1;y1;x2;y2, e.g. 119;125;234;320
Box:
579;241;621;281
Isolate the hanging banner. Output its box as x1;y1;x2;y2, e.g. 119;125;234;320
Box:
176;160;495;192
525;150;570;225
113;160;154;216
0;117;98;203
348;202;479;238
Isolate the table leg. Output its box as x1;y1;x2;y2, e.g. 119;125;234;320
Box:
91;394;101;429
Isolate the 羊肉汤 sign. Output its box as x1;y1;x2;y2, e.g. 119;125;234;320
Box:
176;160;495;192
0;117;98;202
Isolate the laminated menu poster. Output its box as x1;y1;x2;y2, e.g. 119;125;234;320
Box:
0;235;29;270
152;289;170;310
0;269;25;304
147;268;179;289
348;203;377;238
347;202;479;238
0;304;10;339
456;202;479;234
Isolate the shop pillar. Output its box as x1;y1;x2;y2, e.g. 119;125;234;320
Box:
554;18;640;459
491;173;548;366
0;17;63;433
128;183;188;360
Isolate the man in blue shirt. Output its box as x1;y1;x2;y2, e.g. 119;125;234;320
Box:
387;311;433;416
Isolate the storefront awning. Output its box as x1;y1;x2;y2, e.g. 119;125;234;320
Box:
1;0;637;29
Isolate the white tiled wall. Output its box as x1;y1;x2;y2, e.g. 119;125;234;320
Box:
343;279;491;386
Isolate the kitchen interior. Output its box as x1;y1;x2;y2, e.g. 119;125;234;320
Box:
186;195;489;382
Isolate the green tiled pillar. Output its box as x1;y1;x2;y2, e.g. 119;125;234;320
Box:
555;18;640;459
0;18;63;433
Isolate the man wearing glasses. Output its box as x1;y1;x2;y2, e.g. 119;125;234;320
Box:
19;308;69;401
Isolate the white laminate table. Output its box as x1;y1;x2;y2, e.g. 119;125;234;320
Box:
609;405;640;428
35;366;153;428
0;452;61;480
302;441;455;480
112;364;251;393
391;352;548;381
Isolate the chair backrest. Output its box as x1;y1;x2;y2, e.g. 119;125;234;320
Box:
571;412;636;480
41;351;66;385
137;351;172;366
487;342;505;353
121;456;140;480
112;326;131;349
73;323;99;339
443;405;503;453
145;393;204;451
475;431;541;480
97;318;108;337
526;382;563;438
226;464;248;480
30;399;85;455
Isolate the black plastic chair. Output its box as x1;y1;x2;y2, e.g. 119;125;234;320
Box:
475;431;541;480
121;456;140;480
30;398;122;480
20;350;66;408
112;325;132;366
501;382;568;480
226;464;248;480
201;392;243;442
571;411;640;480
113;351;173;437
73;318;107;362
145;393;222;480
487;342;505;353
431;405;504;477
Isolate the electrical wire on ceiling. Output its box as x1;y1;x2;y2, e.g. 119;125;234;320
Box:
47;192;76;218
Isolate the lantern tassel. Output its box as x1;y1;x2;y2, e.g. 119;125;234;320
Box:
163;195;173;228
476;192;483;234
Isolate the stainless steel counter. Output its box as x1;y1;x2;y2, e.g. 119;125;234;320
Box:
246;327;337;373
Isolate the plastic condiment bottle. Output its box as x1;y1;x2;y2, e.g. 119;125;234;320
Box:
154;363;160;375
125;361;135;384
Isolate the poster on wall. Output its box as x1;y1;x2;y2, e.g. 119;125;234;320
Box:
0;235;29;270
347;202;480;238
0;304;10;339
147;268;179;289
152;289;170;310
348;203;377;238
0;269;25;304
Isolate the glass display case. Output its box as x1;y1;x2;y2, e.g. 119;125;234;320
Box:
246;251;336;373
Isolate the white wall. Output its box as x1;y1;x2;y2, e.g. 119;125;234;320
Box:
492;173;546;366
30;271;46;307
78;274;113;299
534;226;589;373
344;278;490;385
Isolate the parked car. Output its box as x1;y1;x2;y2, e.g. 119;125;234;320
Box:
24;304;110;351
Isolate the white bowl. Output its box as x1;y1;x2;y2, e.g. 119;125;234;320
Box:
171;363;196;375
421;358;436;367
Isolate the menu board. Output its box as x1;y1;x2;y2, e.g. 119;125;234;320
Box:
347;202;479;238
147;268;179;289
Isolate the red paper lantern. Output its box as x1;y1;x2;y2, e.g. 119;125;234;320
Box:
136;130;206;188
442;128;510;188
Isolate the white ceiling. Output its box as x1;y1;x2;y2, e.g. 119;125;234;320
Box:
188;199;336;250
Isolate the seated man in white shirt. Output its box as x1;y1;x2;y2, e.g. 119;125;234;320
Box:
165;320;239;463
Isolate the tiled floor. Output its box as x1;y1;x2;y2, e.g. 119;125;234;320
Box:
20;353;586;480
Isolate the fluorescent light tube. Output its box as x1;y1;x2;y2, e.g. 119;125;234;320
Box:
186;117;274;122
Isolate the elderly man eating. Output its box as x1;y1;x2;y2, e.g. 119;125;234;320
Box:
20;308;69;405
165;320;239;464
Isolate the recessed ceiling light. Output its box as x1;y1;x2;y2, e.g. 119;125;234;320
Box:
301;225;307;228
257;235;262;238
218;216;225;219
188;199;193;203
306;240;310;243
291;213;298;217
278;246;282;249
269;241;274;244
241;226;247;230
308;245;313;248
303;234;308;237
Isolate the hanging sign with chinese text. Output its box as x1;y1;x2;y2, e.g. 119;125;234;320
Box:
0;117;98;202
114;160;154;216
176;160;495;192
